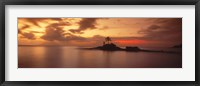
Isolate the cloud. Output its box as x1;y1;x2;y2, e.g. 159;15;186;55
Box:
99;26;109;30
18;18;182;47
138;18;182;41
20;25;30;30
20;32;36;40
138;25;161;34
46;22;71;29
18;29;22;34
19;18;46;27
30;31;44;33
18;24;36;40
41;22;85;41
41;24;67;41
19;18;64;27
69;18;99;34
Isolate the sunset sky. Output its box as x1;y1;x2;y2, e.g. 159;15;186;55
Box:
18;18;182;47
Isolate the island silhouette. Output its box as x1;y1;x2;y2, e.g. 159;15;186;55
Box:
172;44;182;48
81;37;180;54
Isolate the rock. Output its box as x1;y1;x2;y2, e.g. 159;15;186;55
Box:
83;43;178;54
94;43;122;51
125;46;141;51
172;44;182;48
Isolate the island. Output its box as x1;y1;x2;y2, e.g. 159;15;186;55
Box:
80;37;180;54
172;44;182;48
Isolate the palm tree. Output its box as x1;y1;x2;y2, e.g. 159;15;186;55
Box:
105;37;111;44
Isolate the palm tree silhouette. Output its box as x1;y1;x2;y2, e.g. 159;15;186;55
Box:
105;37;111;44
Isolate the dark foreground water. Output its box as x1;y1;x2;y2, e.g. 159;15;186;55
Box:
18;46;182;68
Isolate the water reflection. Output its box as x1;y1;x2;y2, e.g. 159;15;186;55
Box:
43;47;63;68
18;46;182;68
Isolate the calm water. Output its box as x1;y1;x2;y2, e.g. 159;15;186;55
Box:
18;46;182;68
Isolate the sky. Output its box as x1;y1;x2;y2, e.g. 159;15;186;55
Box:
18;18;182;47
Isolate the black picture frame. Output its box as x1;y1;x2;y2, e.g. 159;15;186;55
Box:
0;0;199;86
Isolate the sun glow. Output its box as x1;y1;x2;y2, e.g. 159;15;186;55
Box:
18;18;182;47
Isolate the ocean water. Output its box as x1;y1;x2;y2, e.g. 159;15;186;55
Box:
18;46;182;68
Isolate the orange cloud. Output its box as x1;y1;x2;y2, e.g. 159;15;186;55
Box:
18;18;182;47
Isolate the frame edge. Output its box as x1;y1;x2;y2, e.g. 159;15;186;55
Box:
195;0;200;85
0;0;5;85
0;0;199;86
